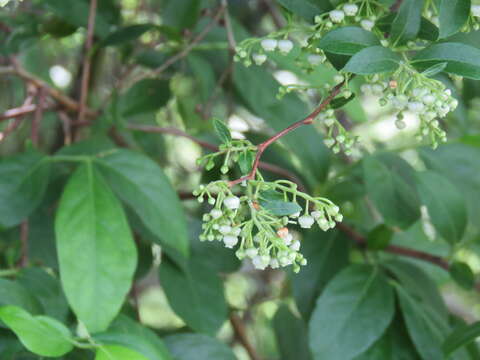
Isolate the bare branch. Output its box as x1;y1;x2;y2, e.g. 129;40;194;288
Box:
230;312;261;360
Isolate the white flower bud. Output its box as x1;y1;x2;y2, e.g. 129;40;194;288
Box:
224;196;240;210
278;39;294;54
311;210;323;219
288;252;297;261
329;10;345;23
412;87;428;98
324;138;335;148
335;214;343;222
422;94;435;105
223;235;238;248
408;101;425;113
333;74;345;84
380;39;389;47
325;117;335;127
395;119;406;130
372;84;383;95
298;215;315;229
261;38;278;52
361;84;372;94
283;233;293;245
473;5;480;17
444;89;452;96
252;255;269;270
210;209;222;219
252;53;267;65
219;225;232;235
290;241;301;251
329;205;340;215
343;3;358;16
360;19;374;31
307;54;325;66
392;94;408;109
290;211;300;218
232;227;242;236
270;259;280;269
318;218;330;231
246;247;258;258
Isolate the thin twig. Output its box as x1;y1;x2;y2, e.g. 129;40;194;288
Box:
17;221;29;268
230;312;261;360
228;81;346;187
0;103;37;121
31;87;45;145
58;111;73;145
77;0;98;124
389;0;404;12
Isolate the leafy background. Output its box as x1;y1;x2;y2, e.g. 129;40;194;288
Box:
1;0;480;359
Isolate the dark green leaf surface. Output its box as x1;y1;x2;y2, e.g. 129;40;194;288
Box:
413;43;480;79
343;46;401;74
0;279;42;315
55;162;137;333
97;149;189;257
260;199;302;216
318;27;380;55
212;118;232;144
0;151;50;228
0;306;73;357
101;24;155;47
450;261;475;290
276;0;331;21
391;0;424;44
444;321;480;355
439;0;471;39
95;345;148;360
122;79;171;116
309;264;395;360
164;334;236;360
415;171;467;243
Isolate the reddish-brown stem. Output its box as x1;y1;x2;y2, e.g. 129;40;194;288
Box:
228;81;345;187
31;87;45;145
17;221;29;268
0;104;37;121
77;0;97;124
230;312;261;360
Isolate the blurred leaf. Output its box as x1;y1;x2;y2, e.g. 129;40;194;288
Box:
164;334;236;360
292;230;350;320
0;151;50;228
309;265;395;360
276;0;331;21
412;43;480;79
439;0;471;39
449;261;475;290
318;27;380;55
122;79;171;116
212;118;232;144
238;150;255;175
443;321;480;356
421;62;448;77
415;171;467;243
97;149;189;258
0;279;42;315
343;46;401;74
330;93;356;109
363;155;420;229
187;54;216;102
55;162;137;333
259;199;301;216
273;305;312;360
0;305;73;357
367;225;393;250
100;24;156;47
161;0;202;29
95;345;148;360
391;0;423;44
159;256;227;335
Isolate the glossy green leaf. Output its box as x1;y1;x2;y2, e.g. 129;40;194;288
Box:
439;0;471;39
101;24;155;47
96;345;149;360
318;27;380;55
421;62;448;77
418;17;440;41
444;321;480;355
55;162;137;333
343;46;401;75
367;225;393;250
0;150;50;228
238;150;255;175
122;79;171;116
0;306;73;357
363;155;420;229
97;149;189;257
273;305;312;360
330;93;356;109
450;261;475;290
159;256;227;335
212;118;232;144
415;171;467;243
259;199;302;216
164;334;236;360
276;0;331;21
0;278;42;315
292;230;350;320
391;0;424;44
412;43;480;79
161;0;201;29
309;265;395;360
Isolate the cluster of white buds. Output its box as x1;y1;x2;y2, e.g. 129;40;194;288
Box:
318;108;356;155
194;177;342;273
313;2;375;33
235;38;295;67
360;74;457;147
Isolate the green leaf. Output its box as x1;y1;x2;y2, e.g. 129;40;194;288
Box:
318;26;380;55
309;264;395;360
97;149;189;258
421;62;448;77
276;0;331;22
292;230;350;320
330;93;356;109
444;321;480;355
415;171;467;243
95;315;172;360
439;0;471;39
418;17;440;41
0;306;73;357
0;279;42;315
395;284;451;360
343;46;401;75
164;334;236;360
412;42;480;79
259;199;302;216
367;225;393;250
363;155;420;229
101;24;155;47
212;118;232;144
273;305;312;360
450;261;475;290
96;345;149;360
159;256;227;335
122;79;171;116
0;150;50;228
161;0;201;29
238;150;255;175
55;162;137;333
391;0;424;44
187;54;216;103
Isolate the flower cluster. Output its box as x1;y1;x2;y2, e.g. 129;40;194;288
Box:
194;177;342;273
316;2;376;32
360;70;458;148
